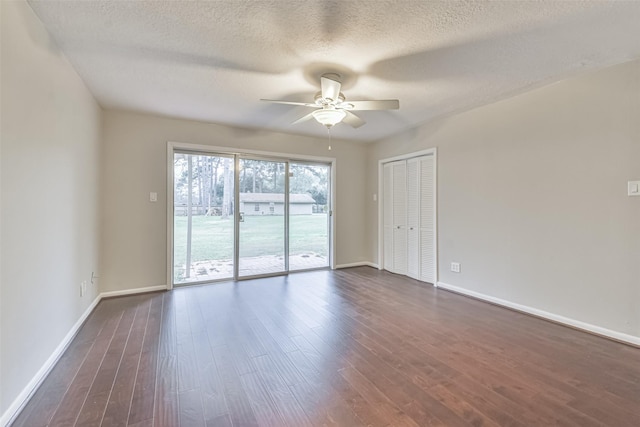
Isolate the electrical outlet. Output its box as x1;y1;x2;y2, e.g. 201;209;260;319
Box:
450;262;461;273
80;280;87;297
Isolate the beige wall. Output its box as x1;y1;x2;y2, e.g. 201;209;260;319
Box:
1;0;102;416
2;0;639;420
368;59;640;340
101;110;369;292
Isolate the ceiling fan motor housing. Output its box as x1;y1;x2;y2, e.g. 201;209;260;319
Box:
314;91;345;106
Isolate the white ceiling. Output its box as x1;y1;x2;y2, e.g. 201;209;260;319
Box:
27;0;640;142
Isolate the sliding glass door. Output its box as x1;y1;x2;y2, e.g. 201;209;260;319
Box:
171;149;331;285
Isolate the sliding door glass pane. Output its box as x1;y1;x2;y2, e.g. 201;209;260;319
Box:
289;163;330;270
238;158;286;277
173;153;234;284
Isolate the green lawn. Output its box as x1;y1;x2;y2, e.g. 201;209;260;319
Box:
173;214;328;267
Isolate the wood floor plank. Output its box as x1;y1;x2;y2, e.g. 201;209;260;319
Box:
128;419;153;427
248;304;299;353
11;268;640;427
47;306;125;427
251;354;312;427
213;345;260;427
74;297;139;427
339;366;420;427
152;355;179;427
206;413;233;427
125;294;162;425
244;316;307;387
175;290;200;394
239;369;286;427
283;351;366;426
153;293;179;427
188;289;230;423
178;388;205;427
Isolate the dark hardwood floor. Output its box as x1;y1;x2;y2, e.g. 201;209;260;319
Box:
11;267;640;426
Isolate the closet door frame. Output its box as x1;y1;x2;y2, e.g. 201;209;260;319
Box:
378;148;438;285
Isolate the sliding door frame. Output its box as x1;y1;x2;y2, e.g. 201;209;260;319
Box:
166;141;336;290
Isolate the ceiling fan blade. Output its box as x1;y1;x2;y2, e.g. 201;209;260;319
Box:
321;75;341;101
291;111;316;125
261;99;317;107
346;99;399;110
342;110;366;128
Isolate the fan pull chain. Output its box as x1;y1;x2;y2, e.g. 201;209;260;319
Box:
327;126;332;150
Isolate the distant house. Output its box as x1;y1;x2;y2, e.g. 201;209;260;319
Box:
240;193;315;215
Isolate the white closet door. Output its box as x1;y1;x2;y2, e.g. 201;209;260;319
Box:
382;163;394;271
419;156;435;283
382;155;434;281
392;161;407;274
406;158;420;280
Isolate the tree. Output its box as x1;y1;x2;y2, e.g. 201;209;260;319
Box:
207;157;220;215
185;155;193;277
289;164;329;205
222;157;232;218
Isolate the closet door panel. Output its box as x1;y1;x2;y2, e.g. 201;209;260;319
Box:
406;158;420;279
419;156;435;283
391;161;407;274
383;163;394;271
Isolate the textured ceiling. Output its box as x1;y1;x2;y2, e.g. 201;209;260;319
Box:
27;0;640;142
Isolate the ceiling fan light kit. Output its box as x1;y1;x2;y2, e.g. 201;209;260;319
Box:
261;73;399;129
312;108;346;127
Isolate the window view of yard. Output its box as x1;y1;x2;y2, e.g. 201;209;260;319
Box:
173;152;330;283
173;214;329;281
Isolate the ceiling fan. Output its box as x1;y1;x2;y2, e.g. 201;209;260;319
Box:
261;73;399;129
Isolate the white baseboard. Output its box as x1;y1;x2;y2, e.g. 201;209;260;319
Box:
101;285;168;299
1;293;101;427
335;261;379;269
1;285;168;427
436;281;640;347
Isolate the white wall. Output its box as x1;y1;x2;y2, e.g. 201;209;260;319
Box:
368;59;640;341
0;0;102;418
101;110;369;292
